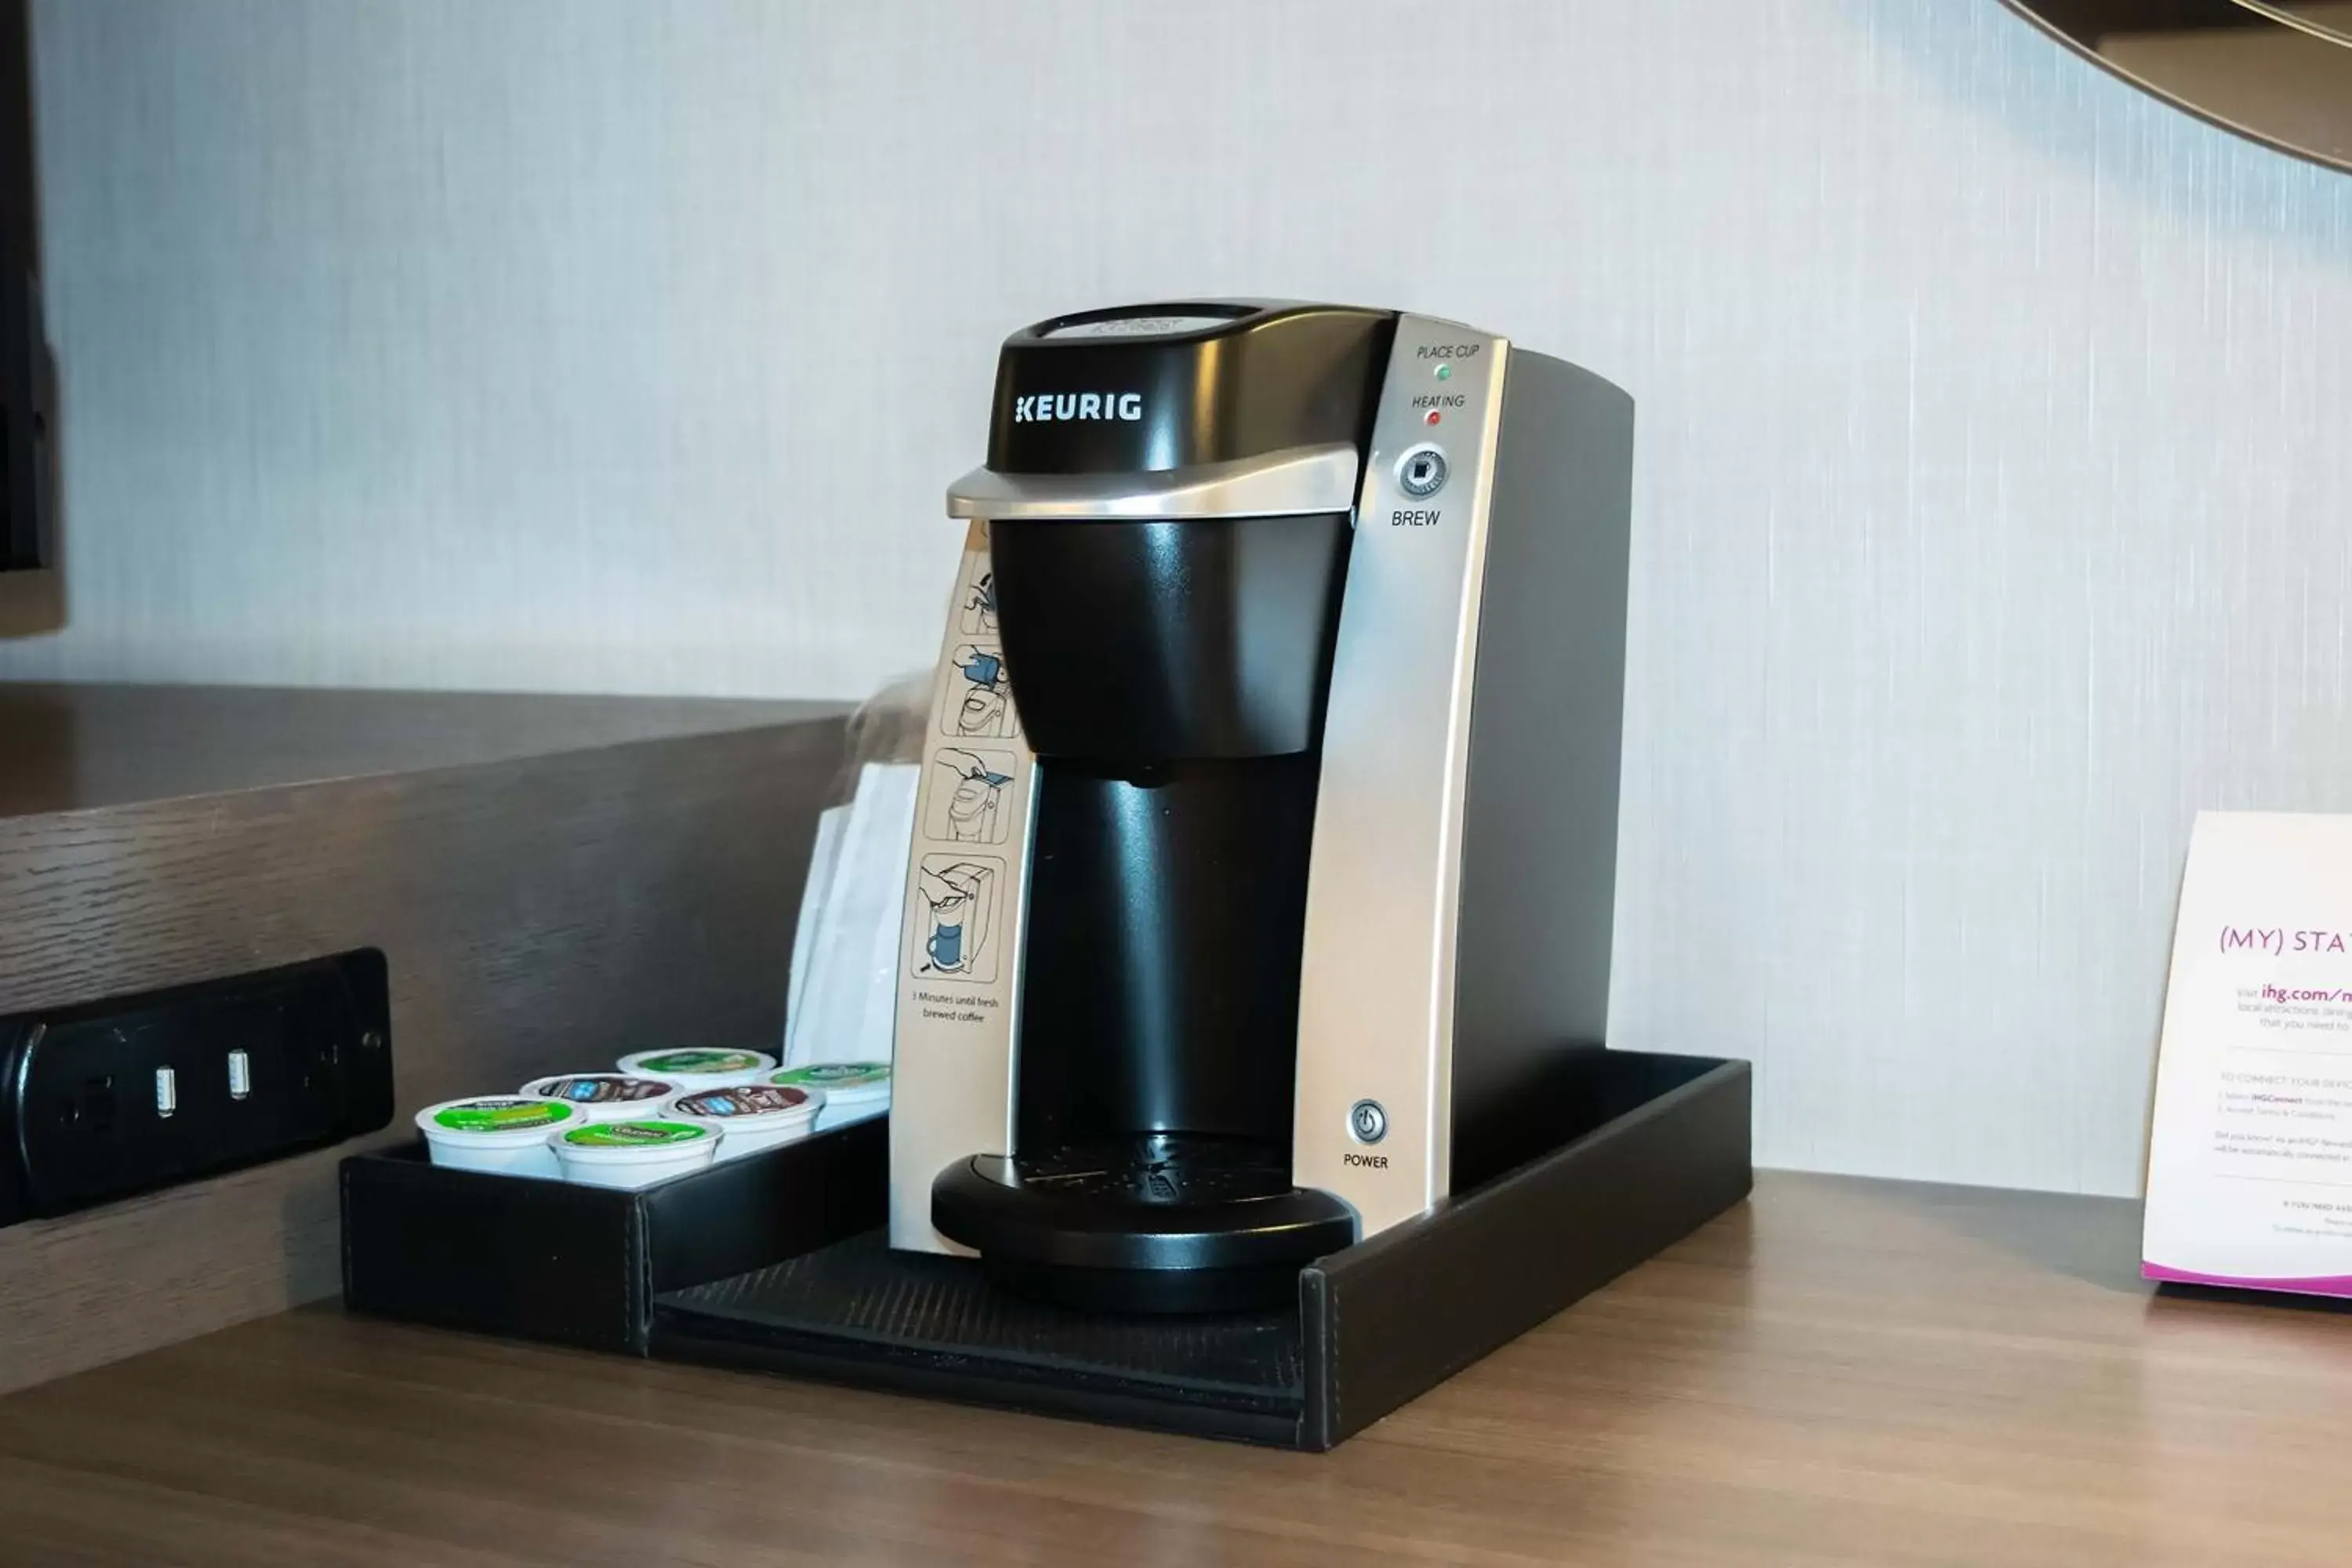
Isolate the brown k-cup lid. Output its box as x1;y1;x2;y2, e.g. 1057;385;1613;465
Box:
672;1083;816;1120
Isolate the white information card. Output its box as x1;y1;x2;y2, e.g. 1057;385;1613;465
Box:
2146;811;2352;1296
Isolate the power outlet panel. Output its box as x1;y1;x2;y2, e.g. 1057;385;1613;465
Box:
0;951;393;1225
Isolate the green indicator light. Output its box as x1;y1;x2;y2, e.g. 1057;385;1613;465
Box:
1435;364;1452;381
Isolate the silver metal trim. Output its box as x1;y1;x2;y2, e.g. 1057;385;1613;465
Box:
1291;315;1511;1240
946;444;1362;521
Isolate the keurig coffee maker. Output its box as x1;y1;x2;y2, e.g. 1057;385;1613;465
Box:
891;301;1634;1312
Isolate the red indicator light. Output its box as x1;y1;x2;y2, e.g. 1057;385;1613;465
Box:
1424;409;1441;426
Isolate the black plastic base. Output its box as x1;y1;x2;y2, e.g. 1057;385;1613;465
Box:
644;1229;1309;1446
931;1134;1359;1312
978;1255;1311;1316
343;1117;887;1356
655;1048;1751;1449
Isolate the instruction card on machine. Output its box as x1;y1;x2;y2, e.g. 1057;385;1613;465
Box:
2146;811;2352;1297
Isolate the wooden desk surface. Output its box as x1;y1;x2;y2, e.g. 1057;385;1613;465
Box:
2;1171;2344;1567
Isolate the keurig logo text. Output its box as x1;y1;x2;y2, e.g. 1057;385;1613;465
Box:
1012;392;1144;423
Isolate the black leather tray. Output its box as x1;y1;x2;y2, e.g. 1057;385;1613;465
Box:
341;1116;887;1356
652;1049;1751;1449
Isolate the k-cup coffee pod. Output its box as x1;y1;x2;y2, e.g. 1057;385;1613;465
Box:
615;1047;775;1089
518;1072;681;1123
666;1083;822;1160
769;1062;891;1131
415;1096;578;1178
549;1119;720;1189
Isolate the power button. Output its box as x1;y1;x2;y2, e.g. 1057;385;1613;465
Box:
1348;1099;1388;1145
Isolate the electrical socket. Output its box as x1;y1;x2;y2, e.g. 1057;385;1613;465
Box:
0;951;393;1225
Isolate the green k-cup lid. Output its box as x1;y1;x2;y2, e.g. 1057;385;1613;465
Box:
629;1049;768;1075
561;1120;712;1149
771;1062;891;1090
431;1098;572;1134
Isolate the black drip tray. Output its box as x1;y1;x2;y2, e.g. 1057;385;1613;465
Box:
655;1232;1306;1442
652;1050;1754;1450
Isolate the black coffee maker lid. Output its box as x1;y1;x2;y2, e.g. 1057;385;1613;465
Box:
985;301;1397;477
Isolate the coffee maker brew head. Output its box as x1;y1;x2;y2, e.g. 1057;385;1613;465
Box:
969;303;1394;764
891;303;1635;1314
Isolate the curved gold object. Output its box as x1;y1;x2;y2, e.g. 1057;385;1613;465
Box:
2227;2;2352;49
1998;1;2352;173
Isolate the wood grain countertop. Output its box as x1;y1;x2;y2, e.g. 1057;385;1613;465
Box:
0;1170;2344;1567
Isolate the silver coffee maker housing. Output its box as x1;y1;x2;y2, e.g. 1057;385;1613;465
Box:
888;303;1635;1312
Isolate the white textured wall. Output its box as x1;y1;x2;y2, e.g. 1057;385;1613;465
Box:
7;1;2351;1196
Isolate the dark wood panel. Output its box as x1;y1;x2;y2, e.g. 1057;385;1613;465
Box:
0;565;60;638
0;693;846;1390
0;683;836;816
2;1172;2348;1566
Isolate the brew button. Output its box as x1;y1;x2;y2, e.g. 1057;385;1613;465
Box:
1348;1099;1388;1144
1397;445;1448;499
